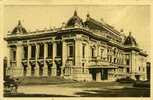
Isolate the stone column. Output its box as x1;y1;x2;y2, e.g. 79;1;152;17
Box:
131;51;136;80
6;47;11;76
74;39;81;80
16;42;23;77
61;41;67;76
43;43;48;76
52;41;57;76
75;39;81;67
85;43;90;79
27;45;31;76
97;43;100;59
86;43;89;64
96;69;101;82
35;44;39;76
9;47;15;77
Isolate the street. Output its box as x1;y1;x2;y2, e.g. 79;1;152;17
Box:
5;82;150;97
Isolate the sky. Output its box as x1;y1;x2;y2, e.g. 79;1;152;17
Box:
3;5;151;56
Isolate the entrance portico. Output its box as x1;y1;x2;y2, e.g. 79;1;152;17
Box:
89;65;117;81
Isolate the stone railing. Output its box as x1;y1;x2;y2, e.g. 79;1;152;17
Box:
54;56;62;66
21;59;28;66
45;57;53;66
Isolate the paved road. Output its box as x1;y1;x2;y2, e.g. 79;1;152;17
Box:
18;84;83;96
11;82;150;97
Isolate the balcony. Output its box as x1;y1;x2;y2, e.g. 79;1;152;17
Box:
90;57;97;62
54;56;62;66
21;59;28;67
90;57;109;66
29;58;36;66
46;57;53;66
67;57;74;61
10;60;16;63
37;58;44;66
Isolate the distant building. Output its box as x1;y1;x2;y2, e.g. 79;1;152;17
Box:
4;11;148;81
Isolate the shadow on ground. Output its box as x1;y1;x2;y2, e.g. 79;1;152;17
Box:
74;87;150;97
4;93;75;97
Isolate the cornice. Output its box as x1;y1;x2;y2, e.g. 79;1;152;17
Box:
4;27;147;55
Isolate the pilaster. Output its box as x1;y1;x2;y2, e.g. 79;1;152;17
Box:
96;70;101;82
75;39;81;67
27;45;31;76
52;41;57;76
61;41;67;76
43;43;48;76
16;42;23;77
35;44;39;76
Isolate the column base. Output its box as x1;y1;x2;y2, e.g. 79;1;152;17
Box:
51;66;57;76
35;67;39;77
43;67;48;77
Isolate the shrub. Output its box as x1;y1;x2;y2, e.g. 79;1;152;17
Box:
116;77;135;83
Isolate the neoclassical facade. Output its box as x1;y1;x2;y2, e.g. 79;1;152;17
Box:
4;11;148;81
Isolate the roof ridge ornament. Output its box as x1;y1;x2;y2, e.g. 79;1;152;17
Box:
120;29;124;33
18;20;21;26
11;20;27;34
129;32;132;36
74;10;77;16
87;13;90;17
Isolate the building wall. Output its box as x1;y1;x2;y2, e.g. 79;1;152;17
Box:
5;32;148;82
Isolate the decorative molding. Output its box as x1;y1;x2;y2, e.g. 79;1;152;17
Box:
54;57;62;66
29;59;36;67
37;59;44;66
46;58;53;66
21;59;28;67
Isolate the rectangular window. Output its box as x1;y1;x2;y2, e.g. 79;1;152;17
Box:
69;45;74;57
82;45;85;58
110;56;112;63
39;44;44;58
139;67;141;71
82;63;85;73
126;59;130;65
143;68;145;72
31;45;36;59
127;68;130;73
13;50;16;61
114;58;116;63
91;47;95;58
23;46;28;59
101;49;104;59
47;43;53;58
107;56;109;62
56;42;62;57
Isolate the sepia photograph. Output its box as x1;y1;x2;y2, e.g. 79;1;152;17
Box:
2;4;151;97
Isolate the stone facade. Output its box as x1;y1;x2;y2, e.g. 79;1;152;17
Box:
4;11;148;81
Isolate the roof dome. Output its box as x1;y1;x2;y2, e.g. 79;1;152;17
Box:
12;20;27;34
66;10;83;27
124;32;137;46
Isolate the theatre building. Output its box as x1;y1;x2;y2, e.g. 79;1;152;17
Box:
4;11;148;81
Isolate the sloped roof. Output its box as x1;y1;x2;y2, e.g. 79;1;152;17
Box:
84;14;121;36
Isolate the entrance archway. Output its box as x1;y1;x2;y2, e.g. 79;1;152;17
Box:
101;69;108;80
